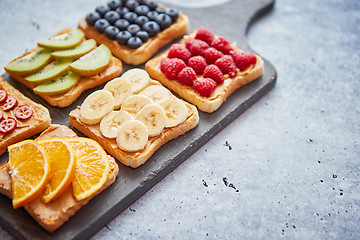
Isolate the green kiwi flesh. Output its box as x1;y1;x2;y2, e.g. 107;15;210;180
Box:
38;29;85;50
25;59;72;84
33;71;80;95
51;39;97;59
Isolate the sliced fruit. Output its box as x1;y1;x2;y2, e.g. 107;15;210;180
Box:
25;59;72;84
4;48;52;76
121;95;153;116
104;77;133;109
135;103;166;137
37;138;75;203
159;98;188;128
15;105;33;120
120;68;150;93
8;140;51;208
33;71;80;96
38;29;84;50
66;137;110;201
116;120;148;152
139;85;171;104
0;117;17;134
100;110;134;138
0;110;3;120
51;39;97;59
80;89;115;124
2;97;18;111
0;90;8;103
69;44;111;76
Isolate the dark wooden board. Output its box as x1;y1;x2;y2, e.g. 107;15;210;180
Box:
0;0;277;239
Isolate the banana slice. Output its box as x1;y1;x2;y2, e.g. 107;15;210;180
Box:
80;89;115;124
104;77;133;109
139;85;172;104
159;98;189;128
100;110;133;138
120;68;150;93
121;95;153;116
135;103;166;137
116;120;148;152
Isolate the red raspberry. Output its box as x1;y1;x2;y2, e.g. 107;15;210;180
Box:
160;58;186;80
188;56;207;75
203;47;224;64
211;37;233;54
185;39;209;56
229;50;257;71
203;64;225;84
167;43;192;64
177;67;197;86
215;55;237;78
193;78;217;97
195;27;215;45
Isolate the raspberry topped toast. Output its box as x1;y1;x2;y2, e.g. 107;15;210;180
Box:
145;27;264;113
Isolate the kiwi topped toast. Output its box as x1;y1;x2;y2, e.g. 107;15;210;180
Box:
4;28;123;108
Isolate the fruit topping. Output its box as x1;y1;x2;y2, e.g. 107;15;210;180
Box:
135;103;166;137
3;96;18;112
116;119;148;152
135;5;150;16
105;26;120;40
136;30;149;42
116;6;130;16
33;71;80;95
0;110;3;120
104;10;121;25
115;19;130;30
51;39;97;59
38;29;85;50
166;9;179;22
139;85;171;103
155;13;172;29
229;50;257;71
100;110;134;138
15;105;33;120
177;67;196;86
211;36;233;54
146;11;159;21
123;12;138;23
215;55;237;78
195;27;215;45
0;90;8;103
203;47;224;64
116;30;132;45
167;43;191;64
125;0;139;11
193;78;217;97
94;19;111;33
135;15;149;26
155;7;166;14
127;37;143;49
185;39;209;57
95;5;111;17
0;117;17;134
121;95;153;116
108;0;122;10
120;68;150;93
203;64;225;84
127;24;141;35
104;77;133;109
188;56;207;75
142;21;160;37
25;59;72;84
159;98;188;128
146;1;158;11
160;58;186;80
86;12;101;26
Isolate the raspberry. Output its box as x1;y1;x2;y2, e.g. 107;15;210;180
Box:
185;39;209;56
177;67;197;86
188;56;207;75
167;43;192;64
211;37;233;54
203;64;225;84
193;78;217;97
203;47;224;64
194;27;215;45
160;58;186;80
215;55;237;78
229;50;257;71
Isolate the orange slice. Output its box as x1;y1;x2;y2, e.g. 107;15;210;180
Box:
38;138;76;203
66;137;110;201
8;140;51;208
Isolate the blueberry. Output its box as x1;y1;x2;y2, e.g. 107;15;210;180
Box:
166;8;179;22
142;21;160;37
134;5;150;16
136;30;149;42
135;16;149;26
155;13;172;29
138;0;148;4
86;12;101;26
114;19;130;31
116;6;129;16
95;5;110;17
116;30;132;45
127;24;141;35
108;0;122;10
105;26;120;40
125;0;139;11
155;7;166;14
94;19;111;33
127;37;143;49
146;1;158;11
146;11;158;21
104;10;121;25
123;12;138;24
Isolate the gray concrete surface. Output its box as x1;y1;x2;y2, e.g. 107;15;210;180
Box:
0;0;359;239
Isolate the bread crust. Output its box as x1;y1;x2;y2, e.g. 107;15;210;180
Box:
5;28;123;108
69;80;199;168
145;30;264;113
78;12;189;65
0;77;51;155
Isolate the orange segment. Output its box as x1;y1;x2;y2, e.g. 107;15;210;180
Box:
38;138;76;203
66;137;110;201
8;140;50;209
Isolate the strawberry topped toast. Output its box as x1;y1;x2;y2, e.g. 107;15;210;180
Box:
145;27;264;113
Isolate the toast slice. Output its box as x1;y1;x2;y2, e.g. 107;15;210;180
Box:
5;28;123;108
78;12;189;65
69;80;199;168
145;30;264;113
0;76;51;155
0;124;119;232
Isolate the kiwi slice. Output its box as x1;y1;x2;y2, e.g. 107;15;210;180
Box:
33;71;80;95
38;29;85;50
51;39;97;59
4;48;52;76
69;44;111;76
25;59;72;84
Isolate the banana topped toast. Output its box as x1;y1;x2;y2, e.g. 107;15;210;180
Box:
0;76;51;155
78;0;189;65
69;68;199;168
145;27;264;113
4;28;123;107
0;124;119;232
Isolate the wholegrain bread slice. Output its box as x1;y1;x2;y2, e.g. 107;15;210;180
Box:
0;77;51;155
5;28;123;108
0;124;119;232
69;80;199;168
145;30;264;113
